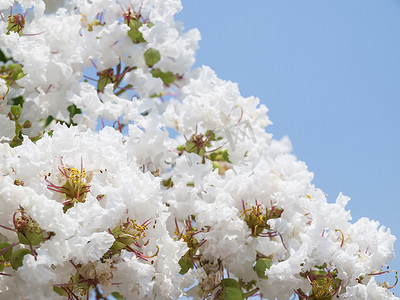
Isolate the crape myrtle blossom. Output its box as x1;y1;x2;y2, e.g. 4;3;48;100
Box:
0;0;398;299
0;125;191;299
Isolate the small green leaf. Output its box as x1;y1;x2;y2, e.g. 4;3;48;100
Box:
217;287;243;300
149;93;160;98
221;149;231;163
67;104;81;117
17;232;30;245
254;258;272;279
97;76;113;93
209;149;231;163
25;231;43;246
221;278;241;289
127;19;146;43
178;252;194;275
0;242;13;260
0;49;9;63
0;255;5;272
44;115;54;127
53;286;68;296
111;292;125;300
67;104;82;125
144;48;161;67
10;248;32;270
150;69;177;85
11;96;24;107
205;130;215;142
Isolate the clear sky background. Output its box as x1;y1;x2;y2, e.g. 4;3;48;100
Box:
177;0;400;297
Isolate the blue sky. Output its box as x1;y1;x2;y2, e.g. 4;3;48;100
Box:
177;0;400;296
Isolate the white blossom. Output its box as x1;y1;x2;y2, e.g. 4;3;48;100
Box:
0;0;398;299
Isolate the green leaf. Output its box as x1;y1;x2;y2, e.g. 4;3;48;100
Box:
0;242;13;260
67;104;82;124
97;76;113;93
25;231;43;246
178;253;194;275
217;287;243;300
44;115;54;127
17;232;30;245
0;49;9;63
11;96;24;107
0;255;5;272
221;149;231;163
205;130;216;142
221;278;241;289
53;286;68;296
150;69;177;85
127;19;146;43
10;248;32;270
144;48;161;67
254;258;272;279
209;149;231;163
111;292;125;300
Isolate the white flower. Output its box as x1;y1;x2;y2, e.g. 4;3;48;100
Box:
0;0;398;299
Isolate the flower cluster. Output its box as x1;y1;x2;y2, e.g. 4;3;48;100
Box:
0;0;398;299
